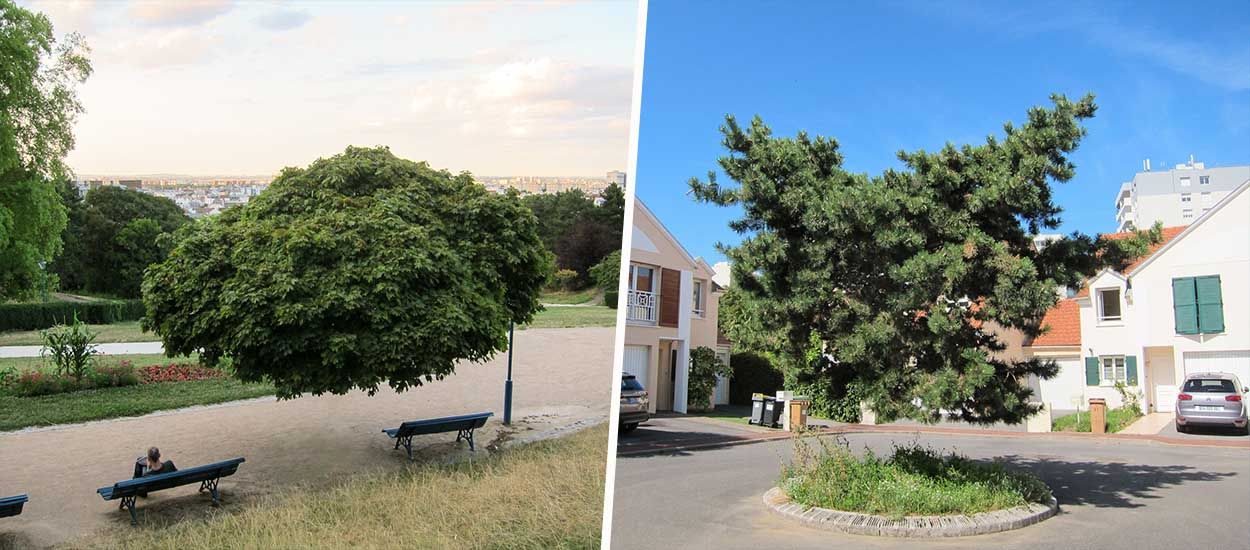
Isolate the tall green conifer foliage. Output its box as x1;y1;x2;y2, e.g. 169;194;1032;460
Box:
692;94;1158;425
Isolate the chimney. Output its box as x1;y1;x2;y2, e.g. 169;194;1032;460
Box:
1189;154;1195;167
1143;158;1151;172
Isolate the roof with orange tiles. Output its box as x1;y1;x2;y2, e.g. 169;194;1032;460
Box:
1025;298;1081;347
1073;225;1187;298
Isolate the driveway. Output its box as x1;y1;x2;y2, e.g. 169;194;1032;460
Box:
0;341;164;359
617;416;781;455
0;327;613;549
610;430;1250;549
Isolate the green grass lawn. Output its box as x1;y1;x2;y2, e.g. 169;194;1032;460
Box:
782;441;1051;518
1051;406;1142;433
0;320;156;346
0;378;274;431
523;305;617;329
101;424;607;549
0;352;196;373
691;405;753;425
539;288;600;305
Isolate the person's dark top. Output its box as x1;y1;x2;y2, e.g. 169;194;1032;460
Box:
133;457;178;478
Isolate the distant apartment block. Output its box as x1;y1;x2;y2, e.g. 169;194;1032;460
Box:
1115;157;1250;231
607;170;627;188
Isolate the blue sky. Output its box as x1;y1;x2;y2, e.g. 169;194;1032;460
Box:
634;0;1250;265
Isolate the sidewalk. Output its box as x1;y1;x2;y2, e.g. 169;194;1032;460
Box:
0;341;164;358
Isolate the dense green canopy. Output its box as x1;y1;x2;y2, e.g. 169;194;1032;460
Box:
142;147;554;397
0;0;90;299
53;186;189;297
694;94;1159;425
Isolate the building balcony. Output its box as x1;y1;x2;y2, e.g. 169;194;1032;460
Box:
626;289;657;324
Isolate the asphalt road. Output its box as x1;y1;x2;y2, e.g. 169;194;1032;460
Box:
611;425;1250;549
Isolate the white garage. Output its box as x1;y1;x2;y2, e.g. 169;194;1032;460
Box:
1036;356;1087;414
1183;350;1250;389
623;345;651;390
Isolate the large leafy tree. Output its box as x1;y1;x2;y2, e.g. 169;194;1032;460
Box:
0;0;91;299
53;186;189;298
142;147;554;398
693;94;1159;425
522;184;624;281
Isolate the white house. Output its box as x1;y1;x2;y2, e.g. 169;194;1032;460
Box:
622;200;732;413
1026;179;1249;415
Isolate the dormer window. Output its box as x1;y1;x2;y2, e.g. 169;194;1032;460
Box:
1098;288;1122;322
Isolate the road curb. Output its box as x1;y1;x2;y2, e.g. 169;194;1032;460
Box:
763;486;1058;537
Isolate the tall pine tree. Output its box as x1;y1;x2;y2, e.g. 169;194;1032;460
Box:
692;94;1158;425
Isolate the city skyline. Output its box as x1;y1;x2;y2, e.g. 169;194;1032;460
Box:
27;0;638;176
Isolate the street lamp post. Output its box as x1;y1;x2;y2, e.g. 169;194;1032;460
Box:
37;260;48;303
504;321;514;425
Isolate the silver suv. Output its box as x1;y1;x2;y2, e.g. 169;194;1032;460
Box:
619;374;649;434
1176;372;1249;435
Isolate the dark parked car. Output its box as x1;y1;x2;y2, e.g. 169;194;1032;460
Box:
1176;372;1248;434
619;374;650;434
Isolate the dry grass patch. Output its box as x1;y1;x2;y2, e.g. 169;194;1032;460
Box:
91;424;608;550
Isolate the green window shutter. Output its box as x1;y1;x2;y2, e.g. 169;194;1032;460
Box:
1085;357;1100;386
1195;275;1225;334
1172;277;1199;335
1126;356;1138;386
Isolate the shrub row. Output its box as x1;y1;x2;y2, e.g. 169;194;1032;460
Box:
137;362;225;383
728;351;784;405
0;300;145;331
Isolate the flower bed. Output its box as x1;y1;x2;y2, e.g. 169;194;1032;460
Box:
11;365;142;397
4;361;226;397
134;362;225;383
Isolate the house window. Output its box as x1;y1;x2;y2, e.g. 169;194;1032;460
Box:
691;280;705;317
1200;175;1210;185
1101;356;1126;384
1180;193;1191;203
1097;288;1121;322
1201;192;1212;203
629;265;655;293
1182;209;1194;219
1180;176;1191;187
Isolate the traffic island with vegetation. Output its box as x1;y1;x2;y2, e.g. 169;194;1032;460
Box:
99;424;608;549
781;438;1051;519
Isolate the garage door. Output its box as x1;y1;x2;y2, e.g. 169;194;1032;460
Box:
623;345;650;390
1184;350;1250;388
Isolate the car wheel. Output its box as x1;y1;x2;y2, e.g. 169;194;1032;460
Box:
622;423;638;433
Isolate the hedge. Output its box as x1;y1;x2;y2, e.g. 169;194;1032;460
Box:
604;290;619;309
0;300;146;331
728;351;784;405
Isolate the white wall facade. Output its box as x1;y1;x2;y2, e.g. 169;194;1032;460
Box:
1128;184;1249;410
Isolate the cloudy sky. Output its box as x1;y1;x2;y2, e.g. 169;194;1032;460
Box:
27;0;638;176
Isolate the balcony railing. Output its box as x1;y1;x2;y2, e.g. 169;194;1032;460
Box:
627;290;657;323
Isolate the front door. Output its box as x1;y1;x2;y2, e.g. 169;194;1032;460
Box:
656;341;675;411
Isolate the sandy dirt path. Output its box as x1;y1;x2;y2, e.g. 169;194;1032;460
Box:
0;327;614;548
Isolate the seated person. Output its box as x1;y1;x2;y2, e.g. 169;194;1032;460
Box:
133;447;177;478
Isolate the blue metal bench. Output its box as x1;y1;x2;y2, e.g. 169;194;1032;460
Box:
97;457;245;525
383;412;493;460
0;495;28;518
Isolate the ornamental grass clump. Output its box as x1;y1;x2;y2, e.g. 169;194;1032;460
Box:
781;437;1049;519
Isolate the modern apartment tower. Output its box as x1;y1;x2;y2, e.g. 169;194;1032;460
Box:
1115;157;1250;231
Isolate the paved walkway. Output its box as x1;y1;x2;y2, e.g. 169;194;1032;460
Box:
1120;412;1175;434
0;341;164;359
0;327;613;549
